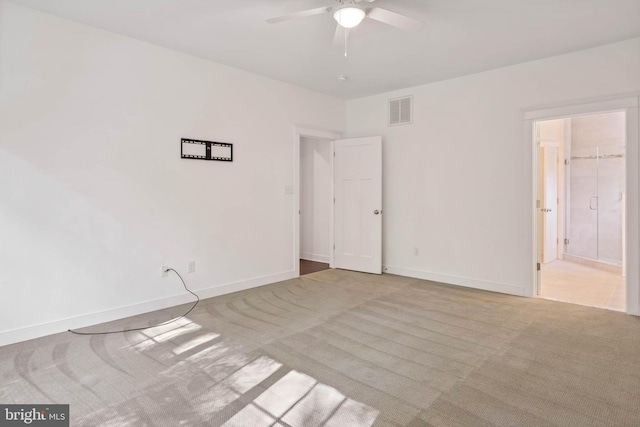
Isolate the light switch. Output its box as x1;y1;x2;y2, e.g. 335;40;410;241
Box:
284;185;294;195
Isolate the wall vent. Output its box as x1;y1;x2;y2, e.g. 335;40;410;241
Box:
388;96;412;126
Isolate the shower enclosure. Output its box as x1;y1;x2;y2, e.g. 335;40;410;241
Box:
565;113;625;267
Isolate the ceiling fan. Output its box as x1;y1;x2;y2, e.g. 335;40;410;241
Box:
266;0;423;54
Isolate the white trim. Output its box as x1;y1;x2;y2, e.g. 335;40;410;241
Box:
525;95;640;315
294;125;341;276
300;253;330;263
294;132;301;277
525;119;538;297
524;96;639;121
293;125;342;141
384;265;526;297
0;270;297;347
329;139;335;269
625;104;639;315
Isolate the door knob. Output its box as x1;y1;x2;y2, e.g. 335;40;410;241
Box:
374;210;380;215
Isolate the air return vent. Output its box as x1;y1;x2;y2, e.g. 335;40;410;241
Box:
388;96;412;126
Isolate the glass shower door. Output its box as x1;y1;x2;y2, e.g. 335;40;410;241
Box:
597;145;624;265
567;145;624;265
568;146;598;260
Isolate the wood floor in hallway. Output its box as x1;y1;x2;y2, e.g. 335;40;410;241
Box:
300;259;331;276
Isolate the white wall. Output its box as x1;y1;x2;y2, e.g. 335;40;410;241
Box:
346;38;640;297
0;1;344;345
300;137;331;263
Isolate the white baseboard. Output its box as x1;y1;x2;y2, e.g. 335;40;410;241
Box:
194;270;297;300
300;253;330;263
0;270;297;347
383;265;526;297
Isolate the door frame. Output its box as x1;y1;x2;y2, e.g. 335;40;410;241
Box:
539;143;559;265
524;95;640;315
293;125;341;277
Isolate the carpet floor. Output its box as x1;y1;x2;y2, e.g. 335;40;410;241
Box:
1;269;639;426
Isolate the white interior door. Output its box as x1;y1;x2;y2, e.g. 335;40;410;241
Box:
543;146;558;263
333;136;382;274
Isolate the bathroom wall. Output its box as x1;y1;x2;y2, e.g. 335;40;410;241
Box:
568;112;625;264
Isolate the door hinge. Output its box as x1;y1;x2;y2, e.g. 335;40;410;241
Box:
537;263;541;271
564;159;569;165
333;197;335;203
333;244;335;250
564;238;570;245
334;152;336;158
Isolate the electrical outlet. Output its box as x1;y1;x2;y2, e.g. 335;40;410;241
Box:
188;261;196;273
161;265;169;277
413;247;419;256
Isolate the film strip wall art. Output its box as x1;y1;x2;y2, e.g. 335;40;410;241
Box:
181;138;233;162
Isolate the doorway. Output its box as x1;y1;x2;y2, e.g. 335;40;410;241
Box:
294;126;384;277
536;112;626;310
299;136;332;276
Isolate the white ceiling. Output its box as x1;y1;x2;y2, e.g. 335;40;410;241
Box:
10;0;640;99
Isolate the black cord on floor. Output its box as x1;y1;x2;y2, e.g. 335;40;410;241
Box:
68;268;200;336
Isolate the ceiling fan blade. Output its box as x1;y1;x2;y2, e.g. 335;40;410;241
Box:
366;7;423;31
332;24;346;47
266;6;330;24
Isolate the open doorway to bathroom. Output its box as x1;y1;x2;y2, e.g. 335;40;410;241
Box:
537;112;626;311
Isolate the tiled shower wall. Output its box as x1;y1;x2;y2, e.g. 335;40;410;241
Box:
567;112;625;265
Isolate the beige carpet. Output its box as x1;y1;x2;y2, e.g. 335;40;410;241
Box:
1;269;639;426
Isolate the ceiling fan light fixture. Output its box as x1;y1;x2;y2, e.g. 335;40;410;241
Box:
333;7;365;28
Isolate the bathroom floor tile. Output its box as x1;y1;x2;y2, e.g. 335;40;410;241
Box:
539;259;625;311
